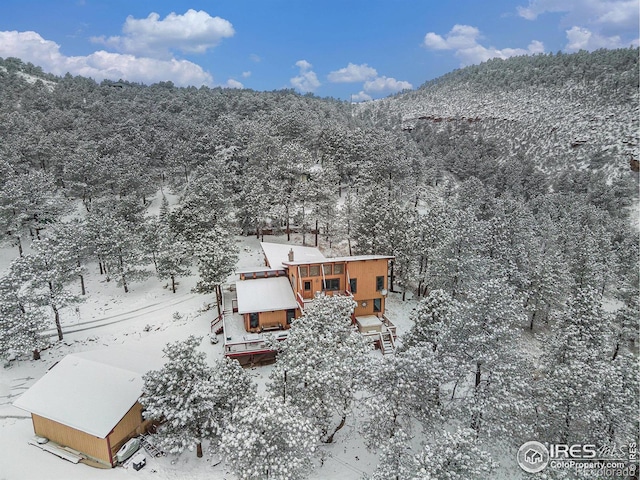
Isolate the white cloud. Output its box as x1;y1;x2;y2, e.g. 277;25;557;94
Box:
0;30;213;87
517;0;638;28
225;78;244;89
363;76;412;93
564;25;633;51
423;25;545;66
517;0;639;48
91;9;234;59
249;54;261;63
351;91;372;102
242;71;251;78
327;63;377;83
295;59;313;71
424;24;481;50
290;59;320;93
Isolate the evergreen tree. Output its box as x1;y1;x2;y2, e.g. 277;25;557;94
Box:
142;336;212;457
269;295;369;443
444;278;534;442
16;235;84;341
192;225;238;314
221;397;317;480
0;259;48;360
361;346;442;448
535;287;636;444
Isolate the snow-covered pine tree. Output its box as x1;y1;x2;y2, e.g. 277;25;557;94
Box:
150;199;192;293
411;428;498;480
16;236;84;341
221;396;316;480
0;260;48;360
141;336;218;458
370;427;497;480
443;278;534;443
208;356;257;449
535;286;637;444
369;429;417;480
268;294;369;444
192;225;238;315
400;288;461;352
0;170;69;255
85;198;151;292
361;346;443;449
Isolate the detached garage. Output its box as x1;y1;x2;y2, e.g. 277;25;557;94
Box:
13;348;161;467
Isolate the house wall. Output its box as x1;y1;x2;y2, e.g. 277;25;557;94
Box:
32;413;112;466
107;402;151;457
244;310;298;332
346;259;388;317
287;258;389;317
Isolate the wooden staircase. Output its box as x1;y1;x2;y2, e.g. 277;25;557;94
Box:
379;329;395;355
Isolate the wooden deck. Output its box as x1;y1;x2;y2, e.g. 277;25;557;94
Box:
218;285;398;361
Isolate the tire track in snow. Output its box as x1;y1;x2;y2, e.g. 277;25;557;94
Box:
40;293;202;337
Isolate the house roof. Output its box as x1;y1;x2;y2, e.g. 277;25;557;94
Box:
235;277;299;314
283;254;395;266
13;348;164;438
260;242;325;269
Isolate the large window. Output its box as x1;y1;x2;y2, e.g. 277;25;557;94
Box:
323;264;332;275
286;309;296;325
373;298;382;312
376;276;385;291
349;278;357;294
334;264;344;274
324;278;340;291
299;266;308;277
309;265;320;276
249;312;259;328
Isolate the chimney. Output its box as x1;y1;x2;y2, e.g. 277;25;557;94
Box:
288;248;294;262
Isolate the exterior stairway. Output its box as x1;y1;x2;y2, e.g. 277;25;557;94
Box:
380;329;395;355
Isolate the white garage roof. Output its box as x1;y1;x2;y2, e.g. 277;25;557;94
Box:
13;348;163;438
235;277;299;314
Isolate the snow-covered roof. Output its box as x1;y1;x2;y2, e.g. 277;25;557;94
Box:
235;277;299;314
260;242;325;269
13;348;164;438
283;254;394;266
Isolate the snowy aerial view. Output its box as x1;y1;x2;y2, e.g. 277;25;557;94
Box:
0;1;639;479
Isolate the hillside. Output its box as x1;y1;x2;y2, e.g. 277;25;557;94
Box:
0;51;638;480
358;48;639;181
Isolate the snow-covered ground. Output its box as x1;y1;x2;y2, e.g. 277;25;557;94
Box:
0;221;419;480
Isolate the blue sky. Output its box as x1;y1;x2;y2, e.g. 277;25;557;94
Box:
0;0;637;100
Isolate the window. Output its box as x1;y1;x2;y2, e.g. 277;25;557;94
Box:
286;309;296;325
334;264;344;274
309;265;320;276
304;280;311;291
373;298;382;312
249;312;259;328
299;266;308;277
349;278;357;294
323;264;332;275
324;278;340;291
376;276;385;291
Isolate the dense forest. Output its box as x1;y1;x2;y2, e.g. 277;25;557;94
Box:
0;49;638;478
